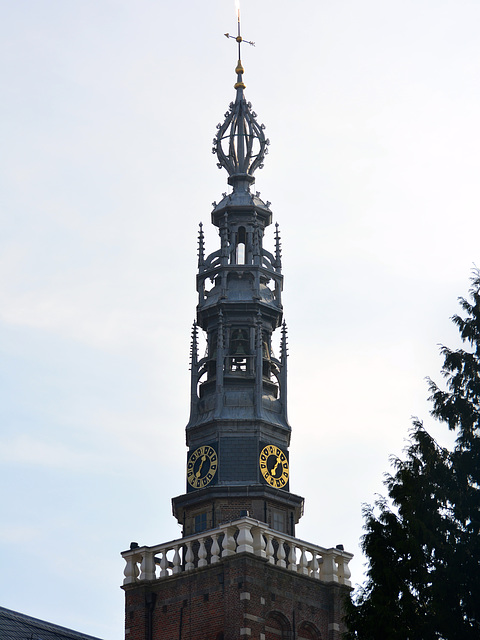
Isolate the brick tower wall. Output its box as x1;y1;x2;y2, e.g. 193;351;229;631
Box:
123;552;349;640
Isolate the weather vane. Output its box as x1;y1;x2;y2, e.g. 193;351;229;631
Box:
224;3;255;59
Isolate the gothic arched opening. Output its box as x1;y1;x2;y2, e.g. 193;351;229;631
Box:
297;621;321;640
265;610;291;640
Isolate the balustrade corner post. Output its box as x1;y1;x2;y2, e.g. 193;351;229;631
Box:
140;550;156;581
321;550;338;583
185;541;195;571
123;553;140;585
211;533;221;563
336;554;352;587
252;527;266;558
222;527;236;557
236;521;254;554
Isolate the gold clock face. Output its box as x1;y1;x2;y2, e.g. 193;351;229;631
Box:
259;444;289;488
187;445;218;489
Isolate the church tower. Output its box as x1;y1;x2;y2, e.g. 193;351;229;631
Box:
122;18;352;640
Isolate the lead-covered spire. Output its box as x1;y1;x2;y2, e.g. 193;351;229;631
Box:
172;9;305;540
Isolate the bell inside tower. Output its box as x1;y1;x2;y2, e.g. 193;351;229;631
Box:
229;327;250;372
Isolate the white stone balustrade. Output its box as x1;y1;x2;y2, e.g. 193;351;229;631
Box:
122;516;352;587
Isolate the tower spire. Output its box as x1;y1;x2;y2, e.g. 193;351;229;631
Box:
173;7;302;540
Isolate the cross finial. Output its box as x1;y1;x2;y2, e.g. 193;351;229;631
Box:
224;4;255;90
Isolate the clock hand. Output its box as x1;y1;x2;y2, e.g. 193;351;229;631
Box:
196;454;207;478
271;455;282;477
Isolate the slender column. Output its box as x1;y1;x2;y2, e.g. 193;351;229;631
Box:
280;321;288;416
215;311;225;417
189;322;199;420
220;214;229;265
255;311;263;417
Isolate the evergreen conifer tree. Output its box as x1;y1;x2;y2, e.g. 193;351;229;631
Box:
345;272;480;639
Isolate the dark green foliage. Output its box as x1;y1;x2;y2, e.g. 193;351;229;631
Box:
345;272;480;639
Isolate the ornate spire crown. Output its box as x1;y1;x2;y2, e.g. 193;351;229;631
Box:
212;10;269;190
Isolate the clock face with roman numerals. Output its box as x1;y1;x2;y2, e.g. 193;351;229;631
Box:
259;444;289;488
187;445;218;489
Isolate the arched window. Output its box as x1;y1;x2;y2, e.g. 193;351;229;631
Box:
236;226;246;264
265;611;291;640
297;621;321;640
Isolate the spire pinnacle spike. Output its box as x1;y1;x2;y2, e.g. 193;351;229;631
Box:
280;321;288;360
197;222;205;268
275;222;282;270
190;321;198;369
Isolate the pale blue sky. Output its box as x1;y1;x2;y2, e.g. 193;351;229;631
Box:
1;1;479;638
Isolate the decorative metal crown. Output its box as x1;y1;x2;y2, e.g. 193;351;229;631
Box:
212;88;269;179
212;17;269;181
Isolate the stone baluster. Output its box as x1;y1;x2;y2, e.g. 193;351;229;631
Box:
159;549;169;577
185;541;195;571
276;538;286;568
211;534;221;563
288;543;297;572
265;534;275;564
198;538;208;567
336;554;352;586
140;550;156;581
309;553;320;579
237;521;254;554
123;554;140;585
252;527;266;558
172;545;182;575
321;550;338;582
222;527;236;557
298;547;308;575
